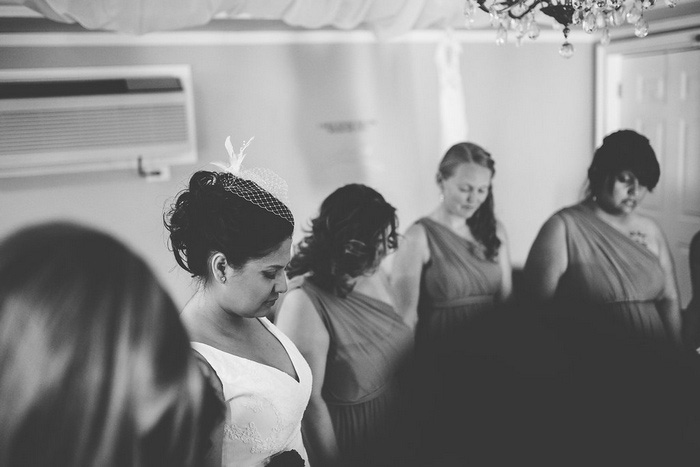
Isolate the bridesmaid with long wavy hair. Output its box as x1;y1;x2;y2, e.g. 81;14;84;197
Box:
391;141;512;351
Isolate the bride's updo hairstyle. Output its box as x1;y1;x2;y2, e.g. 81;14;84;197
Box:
165;170;294;279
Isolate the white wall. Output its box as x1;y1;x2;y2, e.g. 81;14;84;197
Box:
460;43;595;266
0;31;595;307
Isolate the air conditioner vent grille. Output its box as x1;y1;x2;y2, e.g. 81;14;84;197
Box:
0;66;196;178
0;104;189;155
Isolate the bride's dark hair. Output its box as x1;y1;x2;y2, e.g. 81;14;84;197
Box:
164;170;294;280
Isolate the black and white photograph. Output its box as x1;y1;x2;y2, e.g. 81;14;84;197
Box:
1;1;700;465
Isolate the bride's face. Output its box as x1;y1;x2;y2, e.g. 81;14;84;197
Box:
221;238;292;318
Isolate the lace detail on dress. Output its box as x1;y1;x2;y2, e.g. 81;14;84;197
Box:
225;422;278;454
245;399;266;413
191;319;312;466
223;392;298;455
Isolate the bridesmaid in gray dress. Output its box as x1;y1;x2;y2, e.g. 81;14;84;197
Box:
387;142;513;466
277;184;413;467
391;142;513;352
524;130;681;345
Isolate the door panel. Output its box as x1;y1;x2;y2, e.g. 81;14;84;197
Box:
619;49;700;308
621;54;666;211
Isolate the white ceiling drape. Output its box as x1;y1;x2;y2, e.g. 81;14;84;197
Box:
6;0;465;35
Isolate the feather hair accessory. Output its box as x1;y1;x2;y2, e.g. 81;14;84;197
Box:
212;136;253;174
211;136;294;226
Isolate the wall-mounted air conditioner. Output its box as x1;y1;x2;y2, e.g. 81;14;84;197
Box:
0;65;197;179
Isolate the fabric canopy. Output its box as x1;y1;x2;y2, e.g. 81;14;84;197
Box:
5;0;467;35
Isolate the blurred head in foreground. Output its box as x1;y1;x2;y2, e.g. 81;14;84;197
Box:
0;222;220;467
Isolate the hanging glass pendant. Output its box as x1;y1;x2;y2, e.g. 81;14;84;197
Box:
634;18;650;37
583;12;597;33
611;8;626;26
559;27;574;58
527;20;541;39
463;0;476;25
496;24;508;45
559;41;575;58
626;4;643;23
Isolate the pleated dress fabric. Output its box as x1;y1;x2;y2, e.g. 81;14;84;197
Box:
414;217;502;351
298;279;414;465
552;203;668;342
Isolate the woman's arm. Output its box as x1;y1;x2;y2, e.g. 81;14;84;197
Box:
276;289;342;466
202;415;223;467
523;215;568;303
651;222;682;345
495;220;513;303
389;223;430;330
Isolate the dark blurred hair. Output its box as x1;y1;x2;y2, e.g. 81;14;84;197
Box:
164;171;294;279
588;129;661;195
438;142;501;261
0;222;221;467
287;184;398;298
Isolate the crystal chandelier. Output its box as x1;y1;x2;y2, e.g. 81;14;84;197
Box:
463;0;678;57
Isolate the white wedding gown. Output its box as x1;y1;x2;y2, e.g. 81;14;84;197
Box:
192;318;312;467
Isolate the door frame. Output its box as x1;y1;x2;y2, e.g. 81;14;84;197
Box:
595;19;700;145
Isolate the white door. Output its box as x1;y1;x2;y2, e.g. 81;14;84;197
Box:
619;49;700;308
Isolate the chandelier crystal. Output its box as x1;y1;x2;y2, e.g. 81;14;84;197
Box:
463;0;678;57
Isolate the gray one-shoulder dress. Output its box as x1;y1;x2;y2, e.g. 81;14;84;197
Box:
551;203;668;341
298;279;414;465
415;217;502;350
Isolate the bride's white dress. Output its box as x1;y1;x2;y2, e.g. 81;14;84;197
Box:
192;318;312;467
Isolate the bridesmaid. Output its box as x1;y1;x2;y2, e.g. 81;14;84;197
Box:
277;184;413;467
391;141;512;352
388;142;513;466
524;129;681;346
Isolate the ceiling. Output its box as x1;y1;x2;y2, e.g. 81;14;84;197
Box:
0;0;698;37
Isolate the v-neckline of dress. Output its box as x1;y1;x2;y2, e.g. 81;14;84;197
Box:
194;318;300;384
